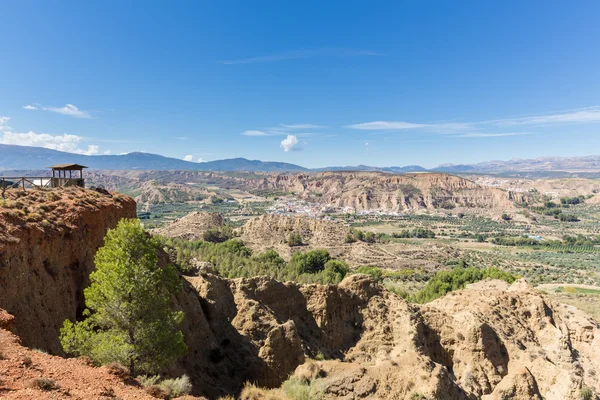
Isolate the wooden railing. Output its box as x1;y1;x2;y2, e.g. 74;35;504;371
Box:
1;177;85;196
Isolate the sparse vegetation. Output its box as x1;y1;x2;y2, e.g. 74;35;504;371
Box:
159;238;349;284
288;232;304;247
27;377;59;391
412;267;517;303
282;376;324;400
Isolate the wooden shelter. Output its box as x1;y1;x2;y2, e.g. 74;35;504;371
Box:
47;163;87;188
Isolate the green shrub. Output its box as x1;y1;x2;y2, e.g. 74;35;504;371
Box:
354;266;383;281
580;385;594;400
412;267;517;303
159;375;192;398
288;232;304;247
289;250;331;275
282;377;324;400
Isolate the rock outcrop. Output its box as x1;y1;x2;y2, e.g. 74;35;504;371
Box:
170;273;600;399
256;172;529;212
0;187;136;353
1;189;599;399
150;211;224;240
237;214;349;254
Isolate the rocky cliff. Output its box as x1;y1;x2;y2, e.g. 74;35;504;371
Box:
0;187;136;353
1;188;599;400
257;172;529;212
237;214;349;256
168;272;600;399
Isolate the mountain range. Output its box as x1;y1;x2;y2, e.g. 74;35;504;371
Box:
1;144;600;176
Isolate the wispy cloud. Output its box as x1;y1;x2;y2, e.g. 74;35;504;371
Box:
280;135;302;152
242;130;271;137
24;103;93;118
346;107;600;137
44;104;92;118
279;123;325;129
183;154;194;161
486;106;600;126
0;116;10;127
346;121;428;130
220;48;383;65
458;132;530;138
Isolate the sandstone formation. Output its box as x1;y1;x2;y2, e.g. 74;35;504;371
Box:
237;214;349;255
172;272;600;399
150;211;224;240
1;189;599;399
255;172;529;212
0;187;136;353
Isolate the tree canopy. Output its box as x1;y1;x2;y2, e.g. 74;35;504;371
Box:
60;219;187;375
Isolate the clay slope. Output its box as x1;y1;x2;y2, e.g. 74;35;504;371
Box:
0;319;156;399
151;211;224;240
257;172;528;212
237;214;348;254
171;272;599;399
0;188;136;353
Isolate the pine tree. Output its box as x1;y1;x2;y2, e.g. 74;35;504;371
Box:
60;219;187;375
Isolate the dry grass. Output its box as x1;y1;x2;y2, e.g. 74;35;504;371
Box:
0;187;130;244
240;382;286;400
27;377;59;391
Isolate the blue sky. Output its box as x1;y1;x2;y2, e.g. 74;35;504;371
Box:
1;1;600;168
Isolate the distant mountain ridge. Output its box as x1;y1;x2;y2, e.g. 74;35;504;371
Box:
0;144;308;172
1;144;600;175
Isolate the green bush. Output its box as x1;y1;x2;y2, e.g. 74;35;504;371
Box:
354;265;383;281
412;267;517;303
288;232;304;247
159;375;192;398
289;249;331;274
158;238;346;285
282;377;324;400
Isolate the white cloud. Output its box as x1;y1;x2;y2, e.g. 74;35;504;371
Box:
103;150;112;155
44;104;92;118
198;157;205;163
0;130;100;154
83;145;99;155
242;130;270;136
23;104;38;110
280;135;302;152
280;124;325;129
0;116;10;126
183;154;194;161
346;121;428;130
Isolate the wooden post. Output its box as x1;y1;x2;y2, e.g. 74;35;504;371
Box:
22;178;25;191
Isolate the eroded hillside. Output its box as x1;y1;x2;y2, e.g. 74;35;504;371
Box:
255;172;529;212
1;189;599;400
0;187;136;352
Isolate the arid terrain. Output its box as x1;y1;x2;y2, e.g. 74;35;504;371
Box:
1;172;600;399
